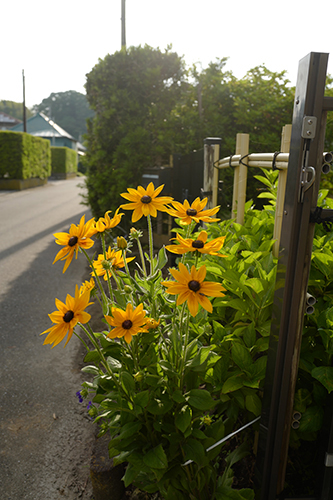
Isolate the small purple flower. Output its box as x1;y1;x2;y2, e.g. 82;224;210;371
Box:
76;391;83;403
87;401;92;410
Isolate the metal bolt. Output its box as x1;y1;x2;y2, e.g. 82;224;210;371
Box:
284;210;288;215
306;130;312;136
308;119;313;125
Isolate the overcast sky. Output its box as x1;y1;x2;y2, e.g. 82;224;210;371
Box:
2;0;333;108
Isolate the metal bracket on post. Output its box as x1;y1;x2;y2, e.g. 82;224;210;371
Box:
301;116;317;138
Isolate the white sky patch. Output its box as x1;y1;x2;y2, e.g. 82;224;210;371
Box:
2;0;332;108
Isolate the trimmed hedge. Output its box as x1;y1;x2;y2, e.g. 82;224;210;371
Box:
51;147;77;175
0;131;51;179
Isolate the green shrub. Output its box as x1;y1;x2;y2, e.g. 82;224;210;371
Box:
0;131;51;179
51;147;77;175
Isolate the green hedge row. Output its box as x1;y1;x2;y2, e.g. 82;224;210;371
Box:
0;131;51;179
51;147;77;175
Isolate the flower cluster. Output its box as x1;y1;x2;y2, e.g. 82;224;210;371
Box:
41;182;229;497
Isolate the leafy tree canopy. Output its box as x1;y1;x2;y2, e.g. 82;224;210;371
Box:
84;45;297;219
0;100;33;120
32;90;94;141
84;45;186;218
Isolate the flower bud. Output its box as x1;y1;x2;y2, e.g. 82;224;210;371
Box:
117;236;128;250
202;415;213;426
88;405;98;418
134;371;144;382
124;285;132;294
129;227;143;239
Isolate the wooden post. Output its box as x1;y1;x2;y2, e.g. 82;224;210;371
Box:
231;133;249;224
256;52;329;500
273;124;292;257
203;137;221;209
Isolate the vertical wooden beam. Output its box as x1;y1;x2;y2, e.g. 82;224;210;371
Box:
231;133;249;224
203;137;221;209
273;124;292;257
256;52;329;500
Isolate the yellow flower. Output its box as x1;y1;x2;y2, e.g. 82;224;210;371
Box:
120;182;173;222
166;198;220;225
117;236;128;250
79;277;95;296
166;231;226;256
92;247;135;280
95;208;124;233
162;262;226;317
53;215;96;273
145;318;161;329
105;303;148;343
41;285;92;348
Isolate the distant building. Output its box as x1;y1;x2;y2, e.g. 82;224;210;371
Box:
10;112;83;151
0;112;22;130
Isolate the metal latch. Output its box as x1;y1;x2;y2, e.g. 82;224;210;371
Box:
301;116;317;139
299;165;316;202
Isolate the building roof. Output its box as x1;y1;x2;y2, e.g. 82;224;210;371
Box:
0;112;22;129
10;112;77;142
38;112;76;141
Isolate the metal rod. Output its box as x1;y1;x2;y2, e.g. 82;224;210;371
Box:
22;69;27;133
121;0;126;48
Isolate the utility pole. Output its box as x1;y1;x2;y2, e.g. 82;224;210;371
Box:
121;0;126;49
22;69;27;132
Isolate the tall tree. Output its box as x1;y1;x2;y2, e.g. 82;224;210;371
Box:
84;45;186;218
0;100;33;120
32;90;94;140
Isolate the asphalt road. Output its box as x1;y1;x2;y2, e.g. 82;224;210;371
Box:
0;178;96;499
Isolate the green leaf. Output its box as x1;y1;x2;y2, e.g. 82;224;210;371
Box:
245;278;264;294
118;421;142;440
311;366;333;393
120;371;135;395
147;396;173;415
143;444;168;469
231;343;253;371
222;374;246;394
133;390;150;408
172;390;186;404
107;356;122;371
83;350;100;363
175;405;192;433
123;463;138;487
245;394;262;416
183;438;206;466
156;245;168;270
81;365;100;375
187;389;216;410
299;405;324;433
186;346;212;370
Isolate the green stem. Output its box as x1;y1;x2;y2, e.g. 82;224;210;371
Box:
147;215;154;275
79;323;127;398
101;233;114;301
74;331;90;352
135;236;147;277
122;249;131;276
81;247;108;305
178;305;190;390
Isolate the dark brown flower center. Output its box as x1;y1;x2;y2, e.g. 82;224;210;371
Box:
122;319;133;330
192;240;204;249
141;195;152;204
188;280;201;292
68;236;78;247
63;310;74;323
186;208;197;216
